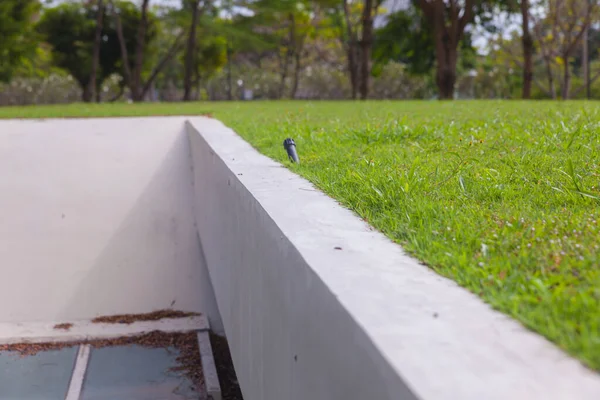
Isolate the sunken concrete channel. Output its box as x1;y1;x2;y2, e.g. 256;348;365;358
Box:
0;117;599;400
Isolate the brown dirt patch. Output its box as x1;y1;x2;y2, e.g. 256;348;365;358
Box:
53;323;73;331
91;309;200;324
0;341;76;357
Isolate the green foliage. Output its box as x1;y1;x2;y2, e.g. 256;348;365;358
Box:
373;7;434;75
236;0;323;53
153;6;227;94
203;60;432;100
12;43;66;79
470;54;523;99
0;0;41;82
37;1;158;91
572;27;600;73
197;36;228;78
373;6;477;77
36;3;96;88
102;1;159;85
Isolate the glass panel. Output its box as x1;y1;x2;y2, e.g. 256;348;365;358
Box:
81;345;200;400
0;346;78;400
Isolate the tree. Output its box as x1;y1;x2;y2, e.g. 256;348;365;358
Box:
330;0;382;99
373;7;476;76
416;0;480;99
531;0;597;99
38;2;103;101
110;0;185;101
572;26;600;97
201;0;276;100
89;0;105;102
519;0;534;98
492;31;557;98
374;4;477;100
531;16;558;97
38;1;154;102
132;0;151;100
241;0;312;99
358;0;382;99
338;0;360;98
478;0;533;99
0;0;40;82
373;7;436;76
183;0;207;101
153;9;227;101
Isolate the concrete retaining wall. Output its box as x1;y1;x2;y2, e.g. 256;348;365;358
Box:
1;116;598;399
187;117;600;400
0;118;220;329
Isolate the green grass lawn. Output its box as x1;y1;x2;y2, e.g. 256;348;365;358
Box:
1;100;599;370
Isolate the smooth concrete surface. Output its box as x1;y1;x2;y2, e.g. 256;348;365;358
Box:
0;118;221;332
187;117;600;400
0;316;208;345
198;331;222;400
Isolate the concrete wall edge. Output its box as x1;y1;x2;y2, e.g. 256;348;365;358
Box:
186;117;600;400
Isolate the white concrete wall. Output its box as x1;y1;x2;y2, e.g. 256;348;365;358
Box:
2;116;598;398
0;118;221;330
187;118;600;400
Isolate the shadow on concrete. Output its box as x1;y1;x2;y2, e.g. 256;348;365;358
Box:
58;126;222;331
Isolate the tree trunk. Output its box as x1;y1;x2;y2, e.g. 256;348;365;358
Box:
561;55;570;100
194;69;201;100
278;14;295;99
520;0;533;99
348;47;358;99
583;25;590;99
140;30;186;99
434;29;457;100
183;0;201;101
132;0;150;101
88;0;104;103
112;3;132;90
419;0;473;100
359;0;375;100
278;50;291;99
226;42;232;100
544;56;556;99
82;84;93;103
291;49;301;99
342;0;359;99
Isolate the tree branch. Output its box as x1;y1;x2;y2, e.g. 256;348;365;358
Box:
573;69;600;97
111;1;132;88
565;0;595;56
496;40;552;97
130;0;150;99
417;0;434;20
88;0;104;102
141;30;187;98
458;0;474;37
109;85;125;102
342;0;357;43
450;0;458;37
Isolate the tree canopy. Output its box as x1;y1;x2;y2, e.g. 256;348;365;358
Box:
2;0;600;102
0;0;40;82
